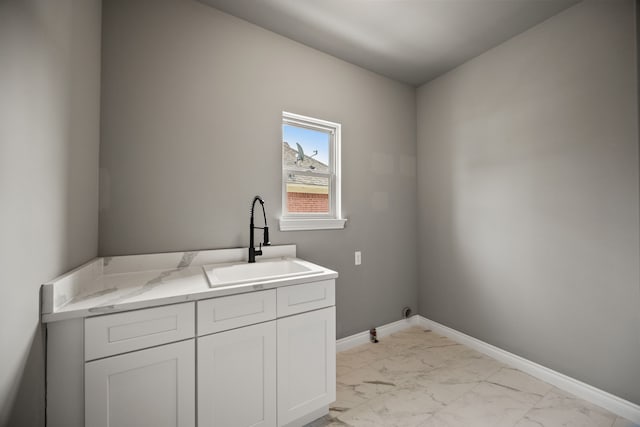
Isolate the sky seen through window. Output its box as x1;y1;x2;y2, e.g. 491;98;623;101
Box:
283;124;330;166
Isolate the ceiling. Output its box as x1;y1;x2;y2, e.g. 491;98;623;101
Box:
198;0;579;86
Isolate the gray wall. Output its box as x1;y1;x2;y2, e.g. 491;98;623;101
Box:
0;0;101;425
417;0;640;405
99;0;418;338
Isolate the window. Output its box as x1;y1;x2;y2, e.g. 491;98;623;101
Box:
280;111;346;231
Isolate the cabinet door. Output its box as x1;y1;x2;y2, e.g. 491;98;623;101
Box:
198;321;276;427
277;307;336;427
85;340;195;427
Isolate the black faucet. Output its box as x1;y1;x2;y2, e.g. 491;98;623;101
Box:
249;195;271;263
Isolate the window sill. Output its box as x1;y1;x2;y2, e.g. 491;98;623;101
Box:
279;218;347;231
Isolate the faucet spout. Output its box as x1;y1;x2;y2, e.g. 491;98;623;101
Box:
249;196;271;263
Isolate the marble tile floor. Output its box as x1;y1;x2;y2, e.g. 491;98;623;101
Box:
307;327;637;427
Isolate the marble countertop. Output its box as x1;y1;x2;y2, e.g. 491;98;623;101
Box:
41;245;338;323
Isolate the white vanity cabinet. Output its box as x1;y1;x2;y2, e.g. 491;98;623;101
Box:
197;290;277;427
83;303;197;427
196;281;336;427
276;280;336;426
277;307;336;427
46;279;336;427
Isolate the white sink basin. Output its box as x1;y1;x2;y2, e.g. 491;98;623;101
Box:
203;257;324;287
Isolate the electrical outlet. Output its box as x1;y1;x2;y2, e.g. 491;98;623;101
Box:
355;251;361;265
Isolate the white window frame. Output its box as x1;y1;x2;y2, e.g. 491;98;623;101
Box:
280;111;346;231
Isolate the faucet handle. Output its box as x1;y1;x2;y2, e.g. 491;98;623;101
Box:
256;242;263;256
263;226;271;246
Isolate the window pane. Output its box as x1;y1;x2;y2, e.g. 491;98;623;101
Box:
282;124;330;173
286;173;329;214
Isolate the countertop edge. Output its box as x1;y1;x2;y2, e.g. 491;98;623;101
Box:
42;269;338;323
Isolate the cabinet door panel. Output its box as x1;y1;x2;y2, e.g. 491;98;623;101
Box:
85;340;195;427
277;307;336;427
198;321;276;427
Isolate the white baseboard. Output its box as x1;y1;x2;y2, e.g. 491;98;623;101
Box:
336;316;420;352
415;316;640;424
335;315;640;424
